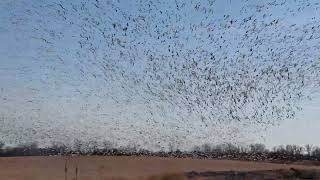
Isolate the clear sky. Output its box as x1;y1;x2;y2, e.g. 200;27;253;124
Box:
0;0;319;150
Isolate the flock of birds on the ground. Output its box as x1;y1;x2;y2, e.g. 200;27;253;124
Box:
1;0;320;149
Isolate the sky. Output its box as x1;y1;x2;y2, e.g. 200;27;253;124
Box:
0;0;320;150
265;94;320;147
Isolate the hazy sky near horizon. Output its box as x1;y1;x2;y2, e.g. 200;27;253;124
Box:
0;0;320;150
265;94;320;147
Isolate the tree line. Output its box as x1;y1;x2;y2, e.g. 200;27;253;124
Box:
1;141;320;163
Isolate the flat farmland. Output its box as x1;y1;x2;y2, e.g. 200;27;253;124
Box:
1;156;320;180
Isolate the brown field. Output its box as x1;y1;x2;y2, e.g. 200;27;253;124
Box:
0;156;320;180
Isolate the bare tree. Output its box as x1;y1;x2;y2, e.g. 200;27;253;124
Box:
0;141;4;149
285;145;304;155
73;139;83;154
312;147;320;158
102;140;114;150
201;143;212;153
0;141;4;154
305;144;314;156
273;145;286;154
249;143;266;153
192;145;201;152
51;141;68;155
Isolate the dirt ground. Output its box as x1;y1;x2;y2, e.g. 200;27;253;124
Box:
0;156;320;180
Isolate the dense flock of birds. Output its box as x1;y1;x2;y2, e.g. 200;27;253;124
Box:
1;0;320;150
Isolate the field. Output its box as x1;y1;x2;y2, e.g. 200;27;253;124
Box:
1;156;320;180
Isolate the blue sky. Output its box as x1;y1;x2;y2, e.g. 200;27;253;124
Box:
0;0;320;150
